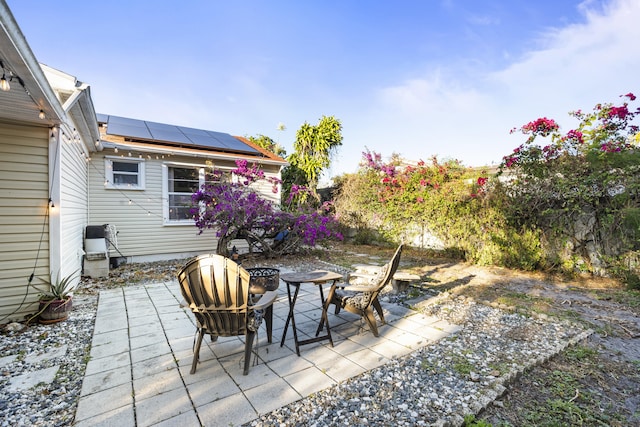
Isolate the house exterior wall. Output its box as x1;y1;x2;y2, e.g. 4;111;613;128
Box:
0;123;50;321
58;127;90;280
88;148;283;262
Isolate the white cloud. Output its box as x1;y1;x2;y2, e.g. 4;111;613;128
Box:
492;0;640;105
337;0;640;175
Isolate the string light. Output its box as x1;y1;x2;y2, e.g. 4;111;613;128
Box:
1;59;45;117
0;73;9;91
39;110;45;120
0;60;10;91
83;147;171;219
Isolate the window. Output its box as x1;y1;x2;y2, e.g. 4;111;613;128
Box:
105;158;145;190
164;164;228;223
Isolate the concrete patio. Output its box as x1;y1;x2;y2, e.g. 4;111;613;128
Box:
74;269;459;426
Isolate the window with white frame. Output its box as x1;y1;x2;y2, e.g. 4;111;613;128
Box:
164;164;229;223
105;157;145;189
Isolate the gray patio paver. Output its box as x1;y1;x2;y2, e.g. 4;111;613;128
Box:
7;366;59;392
149;410;201;427
345;346;391;370
89;339;130;359
91;328;129;347
129;322;165;337
185;372;240;407
244;377;302;415
77;280;457;426
195;393;257;427
75;382;133;422
130;341;172;363
133;368;185;401
284;366;337;398
84;352;130;376
220;356;280;391
166;335;195;352
131;353;177;380
80;365;131;396
73;405;135;427
92;316;128;334
177;356;225;386
264;352;314;377
135;386;193;427
368;338;415;359
318;353;367;383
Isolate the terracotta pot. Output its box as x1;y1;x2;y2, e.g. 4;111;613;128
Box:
38;297;73;324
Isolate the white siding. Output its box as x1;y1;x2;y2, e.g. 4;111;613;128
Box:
59;128;89;279
250;167;282;204
0;123;50;321
89;150;283;260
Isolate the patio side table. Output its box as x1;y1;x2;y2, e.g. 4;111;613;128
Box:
279;270;343;356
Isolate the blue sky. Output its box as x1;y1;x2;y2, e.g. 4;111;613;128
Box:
7;0;640;182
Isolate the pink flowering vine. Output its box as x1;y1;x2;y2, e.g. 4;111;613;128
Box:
502;92;638;171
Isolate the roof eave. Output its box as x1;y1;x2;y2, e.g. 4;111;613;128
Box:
100;139;289;167
0;3;65;125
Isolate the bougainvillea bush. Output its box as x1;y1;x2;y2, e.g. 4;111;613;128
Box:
191;160;342;257
334;94;640;285
498;93;640;283
334;151;543;269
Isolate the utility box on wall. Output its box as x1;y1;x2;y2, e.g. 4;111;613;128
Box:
84;225;109;278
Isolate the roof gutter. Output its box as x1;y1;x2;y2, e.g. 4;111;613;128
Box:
101;140;289;167
64;82;101;152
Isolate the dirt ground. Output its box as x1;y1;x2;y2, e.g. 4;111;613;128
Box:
322;244;640;427
83;244;640;426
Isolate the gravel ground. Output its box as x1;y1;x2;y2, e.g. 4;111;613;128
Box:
0;256;588;427
246;293;587;427
0;295;97;427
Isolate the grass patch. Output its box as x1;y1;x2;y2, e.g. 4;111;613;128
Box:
451;352;474;376
480;343;636;426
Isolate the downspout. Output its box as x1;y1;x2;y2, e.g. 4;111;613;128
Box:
48;126;62;278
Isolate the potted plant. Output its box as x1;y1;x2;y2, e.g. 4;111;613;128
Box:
29;270;78;324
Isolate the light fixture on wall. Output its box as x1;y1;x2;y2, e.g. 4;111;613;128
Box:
0;60;10;91
0;74;9;91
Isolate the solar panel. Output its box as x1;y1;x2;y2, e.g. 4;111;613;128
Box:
206;130;255;151
106;116;153;140
180;127;219;146
100;114;259;154
146;121;192;144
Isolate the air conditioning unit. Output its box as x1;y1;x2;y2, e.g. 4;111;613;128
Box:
84;225;109;278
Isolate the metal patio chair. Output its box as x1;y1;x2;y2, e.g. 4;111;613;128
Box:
324;244;403;337
177;254;277;375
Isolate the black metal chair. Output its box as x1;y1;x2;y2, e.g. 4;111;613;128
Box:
177;254;277;375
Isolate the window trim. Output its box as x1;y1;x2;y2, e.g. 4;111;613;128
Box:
162;162;232;225
104;156;146;190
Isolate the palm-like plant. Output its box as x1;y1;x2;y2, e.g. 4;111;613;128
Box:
32;270;79;300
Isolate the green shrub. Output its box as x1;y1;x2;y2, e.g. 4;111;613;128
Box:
333;94;640;281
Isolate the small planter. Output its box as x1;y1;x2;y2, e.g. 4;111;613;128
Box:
38;297;73;324
247;268;280;294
